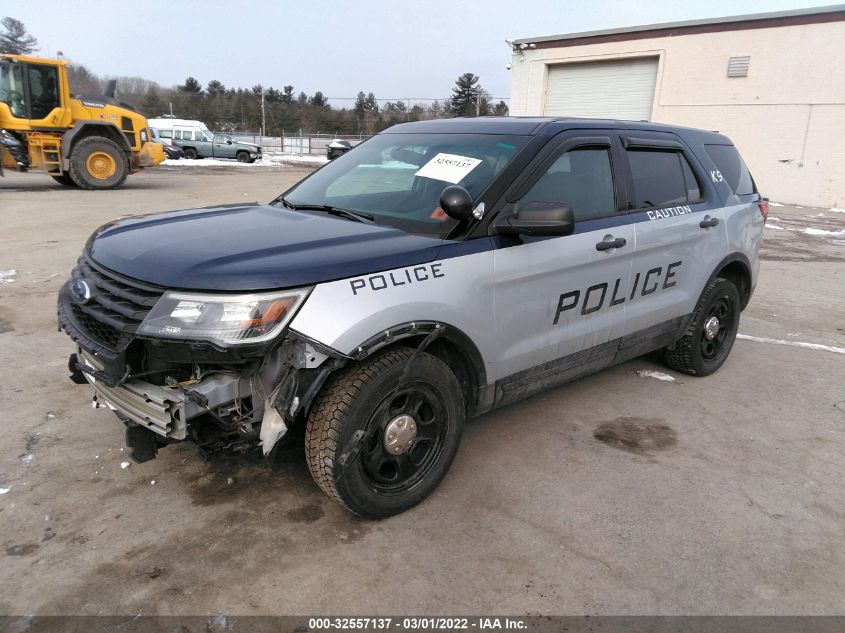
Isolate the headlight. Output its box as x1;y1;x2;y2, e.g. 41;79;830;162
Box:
137;288;310;345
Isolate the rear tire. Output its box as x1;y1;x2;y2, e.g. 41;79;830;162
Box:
305;348;464;518
68;137;128;190
236;151;250;163
51;173;77;187
183;147;198;160
664;277;741;376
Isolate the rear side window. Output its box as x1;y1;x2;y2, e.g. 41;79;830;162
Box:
627;150;702;209
158;129;172;139
704;144;754;195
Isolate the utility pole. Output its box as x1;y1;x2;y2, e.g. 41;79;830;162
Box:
260;88;266;139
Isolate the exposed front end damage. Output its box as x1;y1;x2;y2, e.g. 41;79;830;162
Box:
59;256;346;463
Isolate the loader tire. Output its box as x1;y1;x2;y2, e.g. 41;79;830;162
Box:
68;137;129;190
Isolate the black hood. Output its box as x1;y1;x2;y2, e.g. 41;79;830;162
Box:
87;204;444;291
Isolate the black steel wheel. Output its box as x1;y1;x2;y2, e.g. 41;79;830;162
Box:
664;277;741;376
358;385;448;493
305;347;464;518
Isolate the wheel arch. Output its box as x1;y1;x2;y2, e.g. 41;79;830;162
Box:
61;122;131;161
710;253;753;310
346;321;488;418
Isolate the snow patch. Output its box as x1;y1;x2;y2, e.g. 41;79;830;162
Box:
636;369;676;382
120;461;130;469
0;488;9;495
737;334;845;355
21;454;33;464
768;202;785;207
163;154;327;168
829;207;844;213
765;224;786;231
0;269;17;284
801;227;845;237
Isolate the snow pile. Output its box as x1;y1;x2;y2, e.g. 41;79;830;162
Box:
802;227;845;237
0;269;17;284
162;154;327;168
738;334;845;355
636;369;676;382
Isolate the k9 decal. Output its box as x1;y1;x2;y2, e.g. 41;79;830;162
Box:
553;261;682;324
710;170;724;183
349;262;445;296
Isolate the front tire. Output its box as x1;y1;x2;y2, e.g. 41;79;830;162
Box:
305;348;465;518
664;277;741;376
236;151;250;163
68;137;129;190
183;147;198;160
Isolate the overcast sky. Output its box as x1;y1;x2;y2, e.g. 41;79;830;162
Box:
4;0;839;105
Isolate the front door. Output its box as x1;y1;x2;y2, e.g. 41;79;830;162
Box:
491;132;634;399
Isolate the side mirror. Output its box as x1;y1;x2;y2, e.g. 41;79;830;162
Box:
227;139;233;145
439;186;474;221
503;202;575;236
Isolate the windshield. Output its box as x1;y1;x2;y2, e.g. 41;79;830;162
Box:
0;61;25;118
280;133;529;237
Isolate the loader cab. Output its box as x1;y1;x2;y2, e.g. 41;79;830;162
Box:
0;55;71;130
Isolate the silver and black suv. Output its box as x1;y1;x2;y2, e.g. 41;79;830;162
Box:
58;117;766;517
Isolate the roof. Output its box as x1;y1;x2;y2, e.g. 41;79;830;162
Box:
512;4;845;48
382;116;731;143
1;53;68;66
384;117;552;135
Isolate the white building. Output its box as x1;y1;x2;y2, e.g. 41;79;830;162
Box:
508;5;845;207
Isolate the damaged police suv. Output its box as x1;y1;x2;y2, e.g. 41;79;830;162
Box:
59;117;766;517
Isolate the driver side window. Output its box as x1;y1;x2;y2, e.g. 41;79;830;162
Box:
520;148;616;222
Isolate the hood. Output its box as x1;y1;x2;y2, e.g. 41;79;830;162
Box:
87;204;443;291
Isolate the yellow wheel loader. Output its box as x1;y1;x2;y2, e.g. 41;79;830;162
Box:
0;54;164;189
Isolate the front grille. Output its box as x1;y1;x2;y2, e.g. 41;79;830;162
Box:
67;256;163;351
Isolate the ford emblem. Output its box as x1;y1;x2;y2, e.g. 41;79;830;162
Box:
71;279;93;304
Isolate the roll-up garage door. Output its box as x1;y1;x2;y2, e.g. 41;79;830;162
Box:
544;57;658;121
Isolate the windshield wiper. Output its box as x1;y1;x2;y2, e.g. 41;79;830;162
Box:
276;197;374;223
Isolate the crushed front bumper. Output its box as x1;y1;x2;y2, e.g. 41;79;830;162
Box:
76;349;247;441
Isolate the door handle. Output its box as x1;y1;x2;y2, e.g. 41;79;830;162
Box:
595;237;627;251
699;216;720;229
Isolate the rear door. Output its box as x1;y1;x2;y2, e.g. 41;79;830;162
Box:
620;132;728;338
491;131;634;388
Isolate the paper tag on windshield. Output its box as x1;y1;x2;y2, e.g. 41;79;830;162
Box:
414;153;482;184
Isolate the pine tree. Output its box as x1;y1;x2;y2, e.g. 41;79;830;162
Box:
0;17;38;55
142;86;164;117
354;91;367;116
179;77;203;94
281;86;294;104
449;73;482;117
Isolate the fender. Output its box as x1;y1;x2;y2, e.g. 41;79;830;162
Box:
61;122;131;161
303;320;491;417
708;252;753;308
